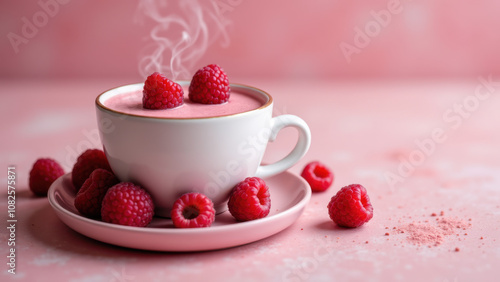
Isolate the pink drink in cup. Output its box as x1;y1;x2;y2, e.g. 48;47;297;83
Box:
104;86;263;119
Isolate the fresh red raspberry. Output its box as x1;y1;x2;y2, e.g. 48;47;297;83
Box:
71;149;112;191
29;158;65;196
171;193;215;228
74;169;119;218
143;72;184;109
188;64;230;104
228;177;271;221
101;182;155;227
301;161;334;192
327;184;373;228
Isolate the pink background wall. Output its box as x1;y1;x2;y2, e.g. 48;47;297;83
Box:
2;0;500;82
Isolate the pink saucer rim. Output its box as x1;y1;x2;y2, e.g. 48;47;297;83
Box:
48;171;311;235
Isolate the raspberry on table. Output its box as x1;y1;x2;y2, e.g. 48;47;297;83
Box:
301;161;334;192
188;64;230;104
101;182;155;227
74;169;119;218
71;149;112;191
327;184;373;228
143;72;184;109
29;158;65;196
171;193;215;228
228;177;271;221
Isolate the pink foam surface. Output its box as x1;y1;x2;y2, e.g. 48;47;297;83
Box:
102;88;263;118
2;79;499;281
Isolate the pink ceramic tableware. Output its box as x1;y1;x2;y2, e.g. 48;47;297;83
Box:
48;171;311;251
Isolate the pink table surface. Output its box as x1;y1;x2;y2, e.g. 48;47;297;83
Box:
1;78;500;281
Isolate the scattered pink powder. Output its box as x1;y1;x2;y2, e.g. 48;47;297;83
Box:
403;223;444;246
396;216;471;247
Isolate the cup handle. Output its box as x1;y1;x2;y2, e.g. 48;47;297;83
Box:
255;114;311;179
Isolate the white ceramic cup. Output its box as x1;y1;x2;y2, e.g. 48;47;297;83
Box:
95;82;311;217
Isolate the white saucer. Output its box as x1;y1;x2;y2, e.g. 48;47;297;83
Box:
47;171;311;252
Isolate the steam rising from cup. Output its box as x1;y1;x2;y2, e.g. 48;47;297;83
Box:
136;0;230;80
